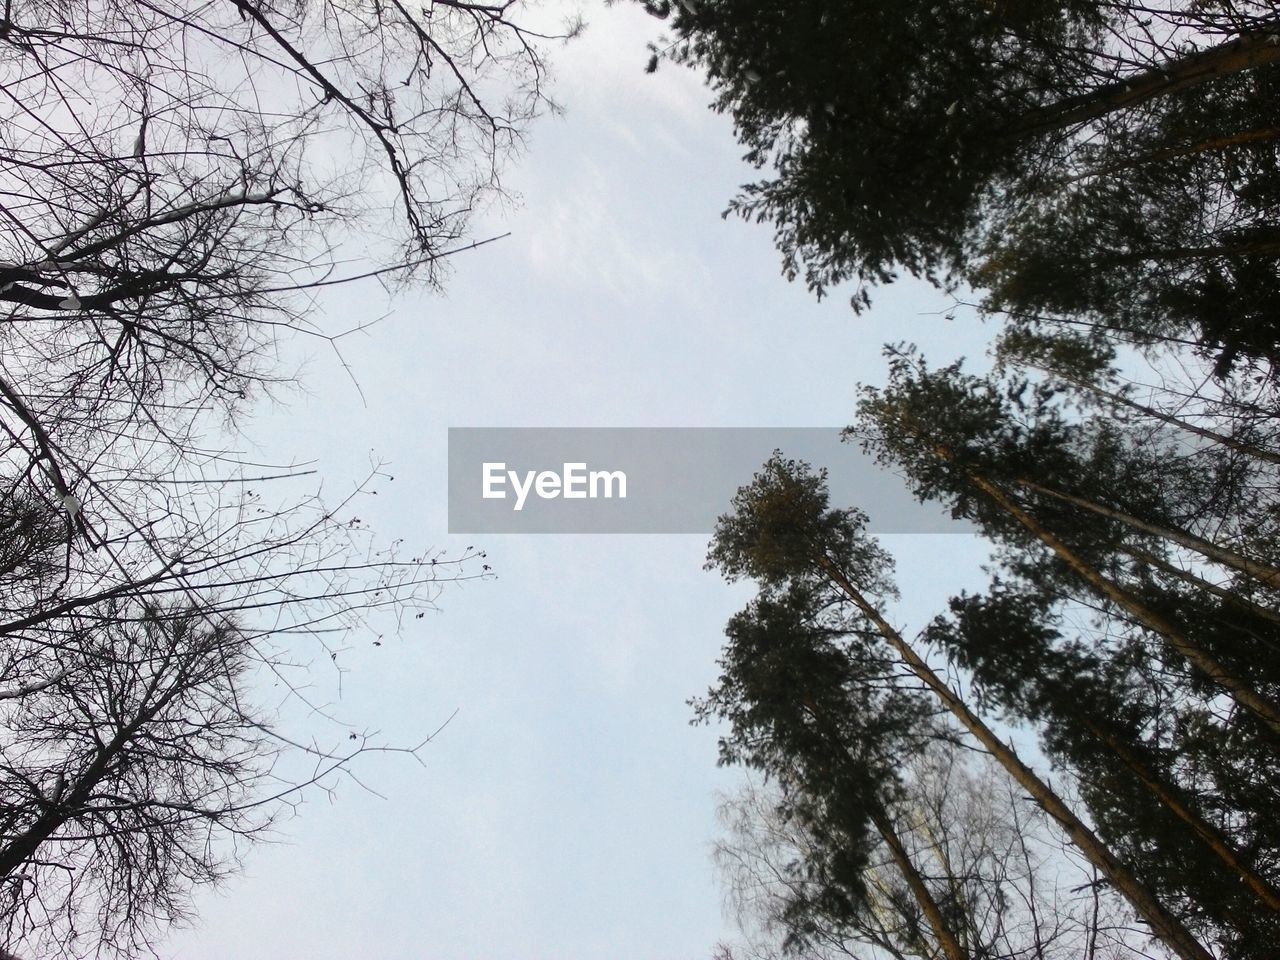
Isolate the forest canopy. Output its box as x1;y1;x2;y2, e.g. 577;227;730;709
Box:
663;4;1280;960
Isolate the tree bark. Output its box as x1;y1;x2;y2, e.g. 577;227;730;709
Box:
967;469;1280;737
814;556;1217;960
1069;126;1280;184
1015;476;1280;589
1025;365;1280;466
1120;542;1280;629
870;804;971;960
1015;32;1280;139
1078;713;1280;911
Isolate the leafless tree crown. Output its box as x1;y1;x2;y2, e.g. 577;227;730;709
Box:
0;0;570;955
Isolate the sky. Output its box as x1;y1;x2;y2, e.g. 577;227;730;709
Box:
162;4;999;958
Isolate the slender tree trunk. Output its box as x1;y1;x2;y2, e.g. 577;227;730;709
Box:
802;695;971;960
1069;126;1280;184
1079;713;1280;911
814;556;1217;960
869;804;971;960
1119;542;1280;630
1015;32;1280;139
1094;238;1280;266
1024;365;1280;466
966;469;1280;737
1015;476;1280;589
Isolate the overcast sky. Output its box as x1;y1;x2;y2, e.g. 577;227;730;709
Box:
163;4;997;958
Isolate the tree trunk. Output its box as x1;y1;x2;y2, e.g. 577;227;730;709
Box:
1095;238;1280;266
870;804;971;960
1015;32;1280;139
1079;713;1280;911
1119;542;1280;630
1015;476;1280;589
1026;365;1280;466
814;557;1217;960
1069;126;1280;184
801;694;972;960
968;470;1280;737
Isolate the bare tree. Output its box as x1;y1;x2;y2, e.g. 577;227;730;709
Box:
713;745;1160;960
0;604;271;952
0;0;577;552
0;464;493;958
0;0;572;953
